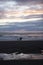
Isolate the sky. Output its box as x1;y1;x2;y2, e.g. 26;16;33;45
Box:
0;0;43;25
0;0;43;40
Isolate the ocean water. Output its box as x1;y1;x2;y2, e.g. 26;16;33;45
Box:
0;20;43;31
0;21;43;41
0;35;43;41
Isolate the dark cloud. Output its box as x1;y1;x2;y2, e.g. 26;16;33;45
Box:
14;0;43;4
0;0;43;2
15;0;43;5
15;0;42;2
0;0;43;6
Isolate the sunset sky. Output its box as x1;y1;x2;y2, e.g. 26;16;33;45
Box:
0;0;43;32
0;0;43;25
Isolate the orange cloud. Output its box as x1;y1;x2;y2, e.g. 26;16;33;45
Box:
23;10;43;15
1;9;42;19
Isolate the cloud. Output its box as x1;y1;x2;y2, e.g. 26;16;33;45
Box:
0;1;43;18
21;14;43;19
0;0;43;23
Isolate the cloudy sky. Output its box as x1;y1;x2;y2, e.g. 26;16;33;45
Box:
0;0;43;25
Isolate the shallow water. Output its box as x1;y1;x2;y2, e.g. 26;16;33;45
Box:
0;36;43;41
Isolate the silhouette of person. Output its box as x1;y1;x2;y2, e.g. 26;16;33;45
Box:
19;37;22;41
